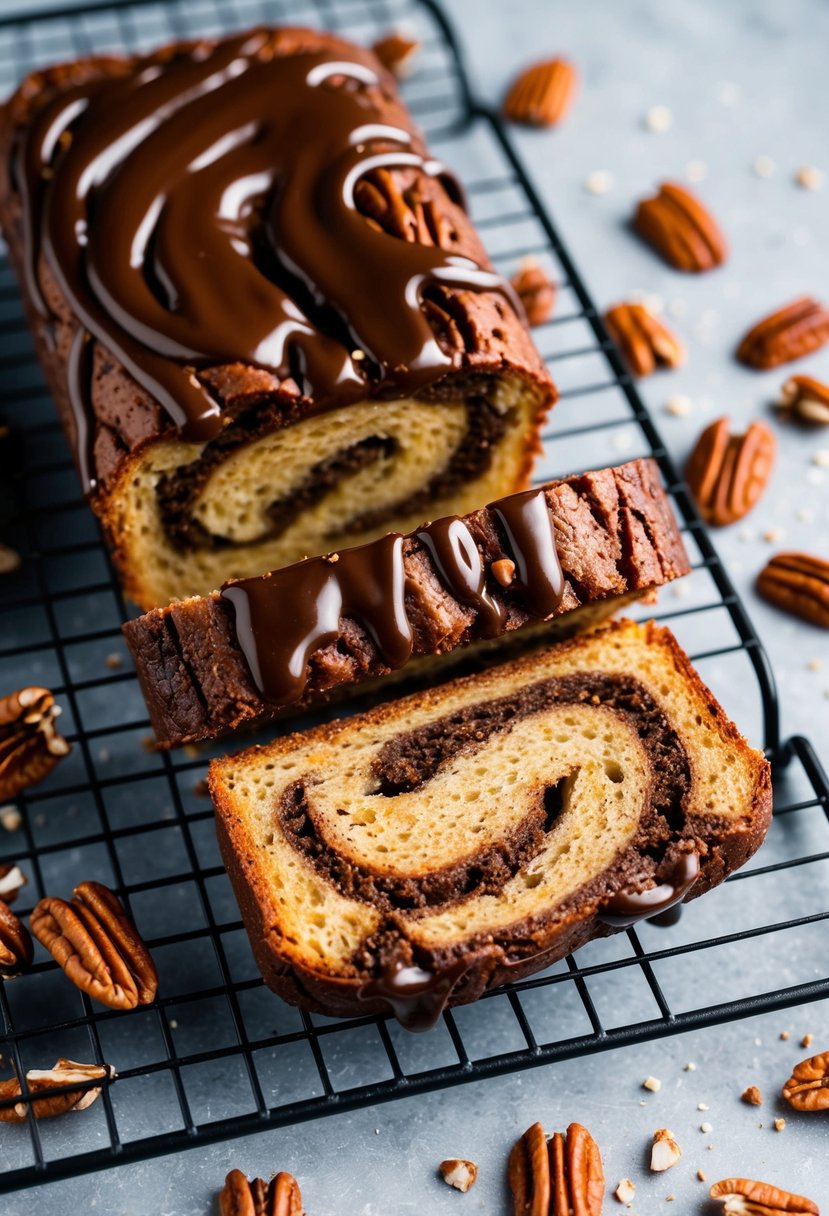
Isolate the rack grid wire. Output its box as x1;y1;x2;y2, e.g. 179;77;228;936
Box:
0;0;827;1193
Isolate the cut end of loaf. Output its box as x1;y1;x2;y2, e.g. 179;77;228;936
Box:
210;618;771;1028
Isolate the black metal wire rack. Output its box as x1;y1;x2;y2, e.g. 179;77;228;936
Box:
0;0;828;1194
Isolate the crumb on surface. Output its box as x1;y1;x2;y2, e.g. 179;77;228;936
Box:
644;104;672;133
584;169;614;195
802;1033;814;1048
780;1030;791;1041
795;165;825;190
774;1117;786;1132
643;1076;662;1092
0;806;22;833
741;1085;763;1106
752;155;776;178
686;160;708;183
700;1122;712;1133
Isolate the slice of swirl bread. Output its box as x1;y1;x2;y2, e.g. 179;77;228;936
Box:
210;619;771;1031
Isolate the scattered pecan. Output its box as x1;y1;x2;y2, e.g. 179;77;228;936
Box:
503;58;578;127
741;1084;763;1106
633;182;728;272
508;1120;603;1215
372;32;420;78
777;374;829;425
511;260;556;326
30;880;157;1010
650;1127;682;1171
685;417;775;526
354;168;449;247
782;1049;829;1112
439;1159;477;1192
0;686;70;802
737;297;829;369
710;1177;819;1214
757;553;829;629
0;863;26;905
0;1058;114;1123
0;898;32;978
219;1168;302;1216
604;301;685;376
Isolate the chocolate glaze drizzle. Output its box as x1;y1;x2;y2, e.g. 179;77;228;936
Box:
358;960;469;1032
598;851;700;928
221;486;562;705
14;30;518;493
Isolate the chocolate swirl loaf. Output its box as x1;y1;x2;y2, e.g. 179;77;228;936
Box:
123;459;690;746
0;27;554;610
210;619;771;1030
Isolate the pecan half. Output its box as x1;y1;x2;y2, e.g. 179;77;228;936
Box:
0;1058;114;1123
0;898;32;977
782;1049;829;1111
372;32;420;78
503;58;578;127
30;881;157;1010
757;553;829;629
0;686;70;802
354;168;449;247
685;417;775;526
737;297;829;369
710;1177;819;1214
633;182;728;272
511;260;556;327
604;301;685;376
0;863;26;905
508;1121;603;1215
219;1168;302;1216
777;374;829;424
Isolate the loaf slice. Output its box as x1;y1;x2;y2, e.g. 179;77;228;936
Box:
123;458;690;746
210;619;771;1030
0;27;554;610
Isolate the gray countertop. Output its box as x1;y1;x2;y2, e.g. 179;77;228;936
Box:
4;0;829;1210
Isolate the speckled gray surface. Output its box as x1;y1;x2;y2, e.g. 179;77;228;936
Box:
1;0;828;1211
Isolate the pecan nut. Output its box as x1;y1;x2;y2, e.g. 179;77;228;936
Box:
782;1049;829;1111
604;301;685;376
737;297;829;369
685;417;775;526
634;181;727;271
511;260;556;327
354;168;449;247
757;553;829;629
777;374;829;425
219;1168;303;1216
0;863;26;904
503;58;578;127
508;1120;603;1215
0;898;32;978
0;686;70;802
0;1058;114;1123
710;1177;819;1214
30;880;157;1010
372;32;420;78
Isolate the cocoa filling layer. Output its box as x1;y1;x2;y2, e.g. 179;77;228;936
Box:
154;379;509;552
275;672;691;917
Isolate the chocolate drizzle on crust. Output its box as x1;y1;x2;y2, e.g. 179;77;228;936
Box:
221;485;563;706
11;29;521;494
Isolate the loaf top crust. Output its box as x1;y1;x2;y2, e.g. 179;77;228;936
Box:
0;26;552;494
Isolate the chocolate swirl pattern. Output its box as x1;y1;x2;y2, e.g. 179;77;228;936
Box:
0;27;554;609
210;620;771;1030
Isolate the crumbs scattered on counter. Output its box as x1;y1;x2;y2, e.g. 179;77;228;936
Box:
583;169;614;195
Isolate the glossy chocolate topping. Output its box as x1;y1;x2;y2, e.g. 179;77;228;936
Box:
358;960;469;1032
598;851;700;928
221;486;562;705
14;30;517;493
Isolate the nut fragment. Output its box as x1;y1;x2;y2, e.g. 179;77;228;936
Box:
643;1075;662;1092
710;1177;819;1214
219;1168;302;1216
0;899;33;978
355;167;450;249
605;302;685;376
0;544;20;575
685;417;775;526
615;1177;636;1203
0;687;70;802
757;553;829;629
30;880;157;1010
503;58;578;127
633;182;728;272
439;1159;478;1192
782;1049;829;1111
0;1058;114;1123
650;1128;682;1172
742;1085;763;1106
0;863;26;905
491;558;516;588
511;260;556;327
737;297;829;369
508;1120;603;1215
777;375;829;425
371;32;420;79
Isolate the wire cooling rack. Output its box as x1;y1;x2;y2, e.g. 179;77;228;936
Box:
0;0;828;1193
